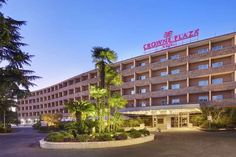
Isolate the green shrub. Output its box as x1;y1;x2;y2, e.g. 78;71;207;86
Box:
0;126;12;133
76;134;92;142
32;121;41;130
128;129;142;138
116;128;125;132
46;131;73;142
113;132;128;140
95;133;113;141
139;129;150;136
39;126;59;133
123;118;142;127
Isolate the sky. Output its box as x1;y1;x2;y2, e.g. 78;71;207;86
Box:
1;0;236;91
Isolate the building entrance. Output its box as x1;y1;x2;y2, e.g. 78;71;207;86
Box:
171;113;189;128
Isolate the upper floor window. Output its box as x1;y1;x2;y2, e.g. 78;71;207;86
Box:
196;48;208;55
198;96;208;102
212;78;223;85
131;90;135;95
212;95;223;101
138;62;146;67
161;85;168;91
161;100;167;105
141;101;146;107
140;88;147;94
160;58;167;62
130;77;135;82
198;64;208;70
170;55;180;60
212;45;223;51
171;84;180;90
160;71;168;77
198;80;208;86
172;98;180;104
130;65;135;69
171;69;180;75
212;62;223;68
139;75;146;80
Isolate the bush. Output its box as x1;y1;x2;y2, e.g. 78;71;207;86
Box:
46;131;73;142
39;126;59;133
76;134;92;142
116;128;125;132
95;133;113;141
123;117;144;127
0;126;12;133
113;132;128;140
139;129;150;136
128;129;142;138
32;121;41;130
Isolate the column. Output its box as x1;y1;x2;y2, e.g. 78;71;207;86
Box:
187;113;190;127
209;40;212;51
178;113;180;128
149;97;152;106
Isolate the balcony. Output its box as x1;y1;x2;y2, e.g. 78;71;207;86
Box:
201;98;236;107
188;64;236;78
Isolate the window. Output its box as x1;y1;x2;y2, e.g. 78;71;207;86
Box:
198;64;208;70
161;85;168;91
212;62;223;68
171;84;180;90
141;101;146;107
172;99;180;104
198;96;208;102
212;45;223;51
131;90;135;95
196;48;208;54
170;55;180;60
161;100;167;105
130;65;135;69
171;69;180;75
138;62;146;67
157;118;164;124
139;75;146;80
198;80;208;86
212;78;223;85
160;71;168;77
212;95;223;101
160;58;167;62
130;78;135;82
140;89;147;94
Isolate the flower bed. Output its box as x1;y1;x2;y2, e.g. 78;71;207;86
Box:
40;129;155;149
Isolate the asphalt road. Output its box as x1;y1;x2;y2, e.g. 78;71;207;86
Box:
0;128;236;157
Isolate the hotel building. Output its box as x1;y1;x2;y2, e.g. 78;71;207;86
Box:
17;32;236;129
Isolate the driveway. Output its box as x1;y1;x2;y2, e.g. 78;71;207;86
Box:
0;128;236;157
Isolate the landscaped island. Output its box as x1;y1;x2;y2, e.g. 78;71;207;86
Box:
37;47;155;149
40;128;154;149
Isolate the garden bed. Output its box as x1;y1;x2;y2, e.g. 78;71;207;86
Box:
40;134;155;149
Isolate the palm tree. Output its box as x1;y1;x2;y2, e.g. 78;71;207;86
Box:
65;100;95;122
89;86;107;133
105;66;122;131
91;47;117;88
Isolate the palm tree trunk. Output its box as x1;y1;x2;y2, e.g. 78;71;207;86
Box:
3;110;6;129
100;62;105;88
75;112;82;122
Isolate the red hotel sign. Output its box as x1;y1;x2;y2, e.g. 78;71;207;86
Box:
143;29;200;51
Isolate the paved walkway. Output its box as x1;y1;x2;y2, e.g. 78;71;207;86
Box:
0;128;236;157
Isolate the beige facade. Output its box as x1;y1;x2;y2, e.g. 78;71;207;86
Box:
17;32;236;128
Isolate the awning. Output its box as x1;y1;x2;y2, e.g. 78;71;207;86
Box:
119;104;201;116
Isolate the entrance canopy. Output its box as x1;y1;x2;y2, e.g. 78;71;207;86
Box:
120;104;201;116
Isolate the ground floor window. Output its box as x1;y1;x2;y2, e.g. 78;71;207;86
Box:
157;118;164;124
